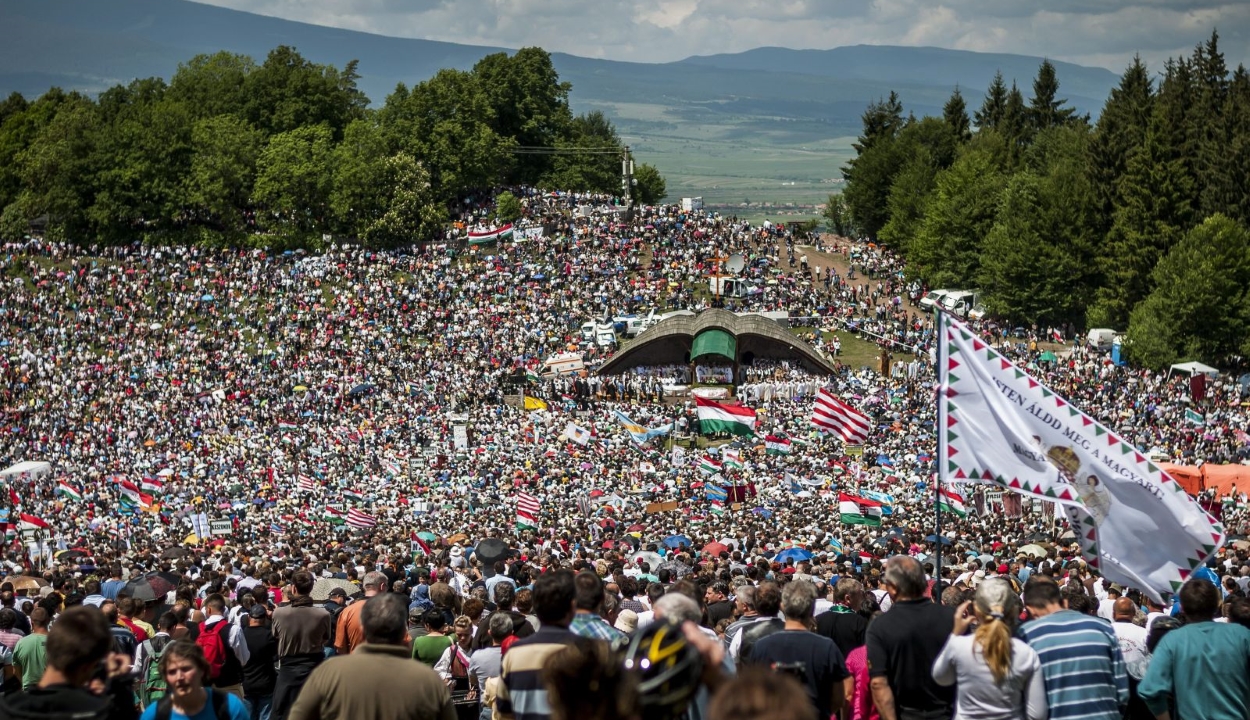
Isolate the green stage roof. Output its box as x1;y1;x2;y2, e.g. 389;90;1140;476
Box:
691;329;737;361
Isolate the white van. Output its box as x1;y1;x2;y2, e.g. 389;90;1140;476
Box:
580;321;598;343
919;289;950;310
940;290;980;318
596;324;618;348
1086;328;1120;351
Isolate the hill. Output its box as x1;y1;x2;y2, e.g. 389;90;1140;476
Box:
0;0;1122;210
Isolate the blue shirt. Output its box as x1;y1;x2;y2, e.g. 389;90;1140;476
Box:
138;688;251;720
1138;621;1250;720
1018;609;1127;720
568;612;624;642
101;579;127;601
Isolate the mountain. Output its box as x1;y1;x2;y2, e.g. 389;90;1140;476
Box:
0;0;1123;209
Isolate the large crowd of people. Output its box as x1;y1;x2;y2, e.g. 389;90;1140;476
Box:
0;187;1246;719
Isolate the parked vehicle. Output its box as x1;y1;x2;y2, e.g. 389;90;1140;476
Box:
919;289;950;310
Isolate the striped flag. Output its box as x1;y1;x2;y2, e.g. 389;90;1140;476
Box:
411;531;432;556
938;487;968;518
140;477;165;494
698;456;722;475
278;419;298;430
119;481;155;509
270;522;287;534
863;490;895;516
721;449;743;470
764;435;792;455
468;223;514;244
345;508;376;529
812;389;871;444
695;397;757;437
19;513;50;532
55;481;83;501
706;484;728;502
838;493;883;526
322;507;346;525
516;491;541;530
343;489;365;503
298;475;317;493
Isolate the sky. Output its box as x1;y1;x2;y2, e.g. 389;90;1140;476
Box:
192;1;1250;73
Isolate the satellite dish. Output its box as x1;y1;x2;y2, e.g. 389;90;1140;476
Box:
725;254;746;275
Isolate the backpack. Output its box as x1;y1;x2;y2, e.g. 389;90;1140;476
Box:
196;620;229;681
154;687;232;720
141;635;173;706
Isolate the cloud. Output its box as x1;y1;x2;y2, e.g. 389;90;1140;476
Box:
189;0;1249;71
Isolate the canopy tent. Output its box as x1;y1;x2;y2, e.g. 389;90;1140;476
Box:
1169;361;1219;377
691;329;736;361
1158;463;1204;496
0;461;52;480
1159;462;1250;497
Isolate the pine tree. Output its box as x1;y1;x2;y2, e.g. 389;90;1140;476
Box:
1001;81;1030;165
1088;56;1154;232
943;87;972;142
1029;60;1078;131
841;91;906;240
1192;30;1235;219
974;71;1008;131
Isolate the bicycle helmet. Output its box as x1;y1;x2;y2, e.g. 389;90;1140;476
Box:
619;619;704;720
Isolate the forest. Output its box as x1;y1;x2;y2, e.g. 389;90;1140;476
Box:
829;32;1250;370
0;46;665;250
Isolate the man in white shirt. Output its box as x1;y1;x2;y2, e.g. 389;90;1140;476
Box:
1097;584;1123;620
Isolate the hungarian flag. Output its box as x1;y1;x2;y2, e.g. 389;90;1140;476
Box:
938;313;1222;602
838;493;883;526
516;491;541;530
709;500;725;516
411;531;432;556
812;389;871;444
468;223;514;245
119;481;155;509
695;397;757;437
140;477;164;494
345;508;376;529
322;507;345;525
764;435;792;455
19;513;50;531
277;419;298;430
697;456;722;475
55;481;83;501
343;489;365;503
721;448;744;469
938;487;968;518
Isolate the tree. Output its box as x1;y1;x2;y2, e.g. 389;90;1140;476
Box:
184;114;264;234
823;193;855;238
943;87;972;142
632;163;666;205
841;92;907;241
1125;214;1250;369
2;95;99;241
542;111;622;195
1088;56;1154;229
908;146;1005;286
877;117;960;251
243;46;362;138
254;125;335;240
1028;60;1079;131
167;52;257;122
974;71;1008;131
1001;81;1030;165
494;191;523;223
473;48;572;185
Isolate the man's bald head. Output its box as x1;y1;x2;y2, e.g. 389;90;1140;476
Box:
1113;596;1136;621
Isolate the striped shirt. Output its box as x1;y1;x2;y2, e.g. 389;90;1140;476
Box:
1018;609;1128;720
496;625;580;720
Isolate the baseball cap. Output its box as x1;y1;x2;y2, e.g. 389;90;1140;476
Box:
328;588;348;598
248;604;269;619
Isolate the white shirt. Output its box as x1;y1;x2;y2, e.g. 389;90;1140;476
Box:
1113;621;1150;680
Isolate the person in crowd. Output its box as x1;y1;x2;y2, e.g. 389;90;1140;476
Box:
1139;578;1250;720
748;580;848;720
269;572;329;720
321;589;347;659
496;570;580;720
333;572;386;656
134;612;177;709
568;572;624;642
241;604;278;720
728;582;783;665
138;641;250;720
200;594;250;701
11;606;50;692
815;578;869;658
866;556;955;720
932;578;1046;720
288;593;456;720
469;613;512;720
1018;576;1127;720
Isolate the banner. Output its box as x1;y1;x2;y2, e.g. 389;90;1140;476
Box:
939;314;1223;600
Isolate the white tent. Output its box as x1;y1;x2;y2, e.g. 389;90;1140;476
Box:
1169;361;1219;377
0;461;52;480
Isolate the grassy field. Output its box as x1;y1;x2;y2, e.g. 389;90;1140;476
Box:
583;100;856;214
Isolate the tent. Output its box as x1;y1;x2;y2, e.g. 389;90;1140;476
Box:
1169;361;1219;377
0;461;52;481
1158;463;1204;496
1202;464;1250;498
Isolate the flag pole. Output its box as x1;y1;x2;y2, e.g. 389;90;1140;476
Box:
933;306;945;603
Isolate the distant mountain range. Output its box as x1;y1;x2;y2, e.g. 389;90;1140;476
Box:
0;0;1124;205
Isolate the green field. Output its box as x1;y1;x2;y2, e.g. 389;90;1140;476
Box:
582;101;856;217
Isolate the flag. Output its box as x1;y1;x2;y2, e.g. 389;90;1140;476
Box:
726;484;758;503
721;449;743;470
938;487;968;518
322;507;346;525
838;493;882;526
863;490;895;516
18;513;49;531
55;481;83;501
345;508;376;529
826;537;844;554
343;489;365;503
298;475;317;493
525;369;541;383
695;397;757;437
709;500;725;516
788;478;811;498
706;484;728;502
523;396;548;411
277;419;298;430
1051;328;1064;344
764;435;792;455
517;491;541;530
1184;408;1205;426
140;477;164;494
613;411;673;444
468;223;514;244
270;523;286;534
812;389;871;444
698;456;722;475
938;312;1223;602
119;481;155;509
564;422;592;446
411;532;432;556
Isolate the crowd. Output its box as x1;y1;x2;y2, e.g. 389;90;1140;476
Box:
0;187;1245;719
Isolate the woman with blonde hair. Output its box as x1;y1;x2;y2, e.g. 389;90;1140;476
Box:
932;578;1046;720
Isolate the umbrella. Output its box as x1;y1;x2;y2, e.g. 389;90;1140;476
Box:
1058;529;1077;542
717;537;740;550
631;550;662;569
445;533;468;545
121;578;164;603
1231;539;1250;551
663;534;691;549
348;383;375;397
626;524;646;532
1024;532;1053;543
1038;350;1058;363
1017;543;1048;558
160;546;193;560
416;531;438;542
55;549;89;561
475;538;510;566
310;577;361;602
775;547;813;563
924;534;954;545
702;541;730;556
5;576;47;592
